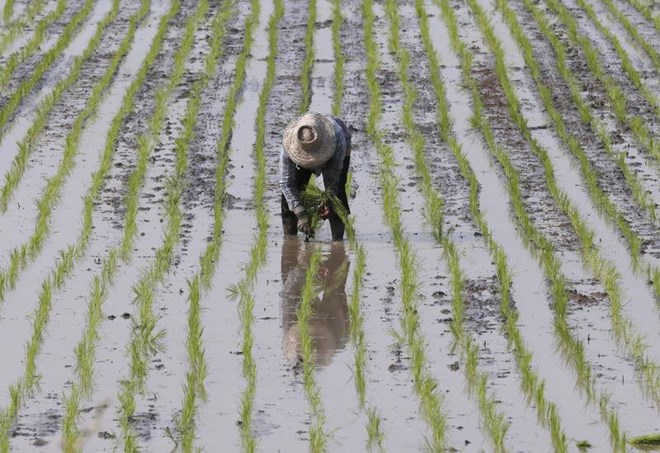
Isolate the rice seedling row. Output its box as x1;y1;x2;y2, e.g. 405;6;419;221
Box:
0;0;162;448
595;0;660;70
0;0;144;303
384;1;512;450
114;1;239;450
625;0;660;33
362;0;453;449
0;0;152;213
0;0;47;55
471;0;660;385
328;0;386;447
435;0;635;448
496;0;658;225
58;1;211;450
491;0;660;304
531;0;660;167
569;0;660;99
0;0;78;121
220;2;282;452
510;0;660;295
412;0;571;449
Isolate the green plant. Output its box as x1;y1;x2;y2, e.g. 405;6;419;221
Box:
434;0;630;449
386;1;510;450
0;0;160;449
535;0;660;166
0;0;48;55
300;0;317;113
629;433;660;447
362;0;448;449
0;0;80;133
331;0;344;116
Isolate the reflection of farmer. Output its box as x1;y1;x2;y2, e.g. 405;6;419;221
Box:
280;239;350;367
279;111;352;241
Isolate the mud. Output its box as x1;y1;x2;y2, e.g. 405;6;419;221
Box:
0;0;659;451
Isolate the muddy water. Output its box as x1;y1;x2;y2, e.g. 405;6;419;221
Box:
485;0;660;360
0;0;177;449
478;0;660;428
562;0;659;96
428;0;615;445
0;0;113;259
0;0;165;403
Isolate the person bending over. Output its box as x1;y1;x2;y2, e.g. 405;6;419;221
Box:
279;111;351;241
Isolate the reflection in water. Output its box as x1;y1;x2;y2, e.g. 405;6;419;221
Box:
280;238;350;367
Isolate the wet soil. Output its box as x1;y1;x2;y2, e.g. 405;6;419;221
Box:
0;0;659;451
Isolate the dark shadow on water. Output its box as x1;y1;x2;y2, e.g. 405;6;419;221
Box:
280;237;349;367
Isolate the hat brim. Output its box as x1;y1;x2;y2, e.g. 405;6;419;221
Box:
283;112;337;169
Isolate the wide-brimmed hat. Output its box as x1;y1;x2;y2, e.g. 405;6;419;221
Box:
283;112;336;169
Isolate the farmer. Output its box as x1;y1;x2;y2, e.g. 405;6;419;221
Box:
280;111;351;241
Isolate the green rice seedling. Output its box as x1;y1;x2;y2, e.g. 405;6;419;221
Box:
54;0;219;449
630;433;660;447
326;5;387;444
300;0;317;113
532;0;660;166
459;0;660;445
490;0;660;387
596;0;659;70
0;0;48;55
626;0;660;33
0;0;146;300
504;0;658;223
362;0;449;449
0;0;70;101
570;0;660;105
496;0;659;277
433;0;628;448
214;2;286;451
2;0;15;21
385;0;511;449
331;0;344;117
0;0;150;212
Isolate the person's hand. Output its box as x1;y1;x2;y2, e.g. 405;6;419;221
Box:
297;213;313;235
294;206;313;236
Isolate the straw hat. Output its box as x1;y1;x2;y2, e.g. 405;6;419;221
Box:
283;112;337;169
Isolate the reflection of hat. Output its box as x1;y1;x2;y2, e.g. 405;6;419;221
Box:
283;112;336;169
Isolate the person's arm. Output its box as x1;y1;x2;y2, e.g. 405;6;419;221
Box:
279;147;304;215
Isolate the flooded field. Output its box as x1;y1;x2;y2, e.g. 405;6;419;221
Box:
0;0;659;451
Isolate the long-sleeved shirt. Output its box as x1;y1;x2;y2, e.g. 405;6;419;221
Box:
280;115;351;211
